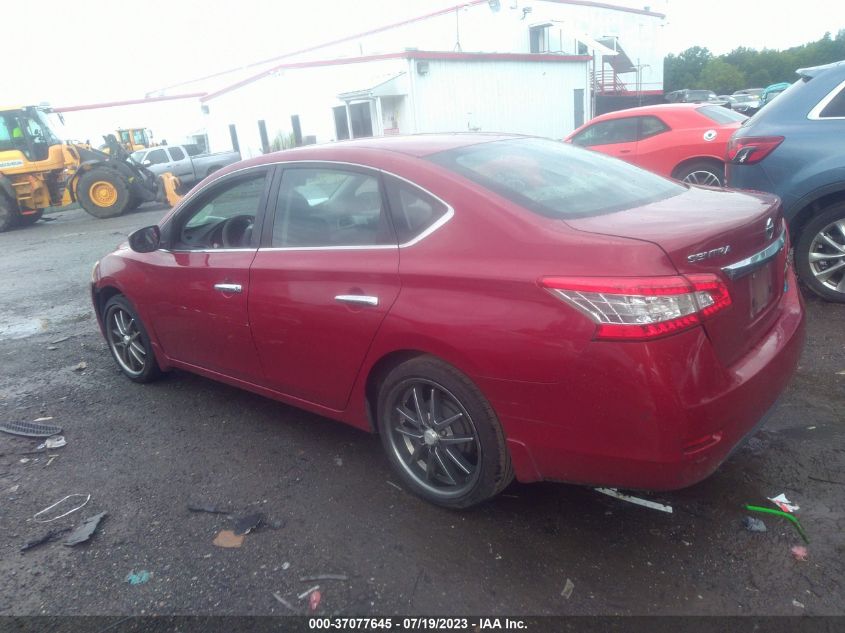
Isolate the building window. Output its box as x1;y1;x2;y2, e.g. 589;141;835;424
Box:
529;24;550;53
333;106;350;140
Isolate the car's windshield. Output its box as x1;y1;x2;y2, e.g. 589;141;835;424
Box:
130;150;145;163
687;90;717;100
428;138;684;219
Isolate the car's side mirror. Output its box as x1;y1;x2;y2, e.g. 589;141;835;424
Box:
128;225;160;253
142;159;152;167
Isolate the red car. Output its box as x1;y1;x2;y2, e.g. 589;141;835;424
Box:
92;134;804;508
565;103;748;186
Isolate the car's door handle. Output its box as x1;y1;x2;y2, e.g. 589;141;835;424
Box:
214;283;243;294
619;149;632;154
335;294;379;307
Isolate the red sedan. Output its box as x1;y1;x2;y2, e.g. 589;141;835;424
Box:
565;103;748;186
92;134;804;508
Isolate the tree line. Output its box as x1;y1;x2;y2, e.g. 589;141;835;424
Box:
664;30;845;94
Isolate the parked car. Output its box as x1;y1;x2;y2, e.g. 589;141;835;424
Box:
727;60;845;302
759;82;791;107
92;134;804;508
727;93;761;115
565;103;748;186
665;89;729;107
131;144;241;186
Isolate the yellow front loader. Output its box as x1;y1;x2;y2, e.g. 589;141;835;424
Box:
0;105;181;232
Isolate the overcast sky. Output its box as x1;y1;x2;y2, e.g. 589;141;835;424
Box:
6;0;845;106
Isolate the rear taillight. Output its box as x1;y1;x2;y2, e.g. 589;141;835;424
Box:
540;274;732;341
727;135;784;164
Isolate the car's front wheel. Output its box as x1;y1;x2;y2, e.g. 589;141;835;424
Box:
103;295;161;382
377;356;513;508
795;202;845;303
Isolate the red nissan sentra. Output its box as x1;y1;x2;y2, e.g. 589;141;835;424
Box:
91;134;805;508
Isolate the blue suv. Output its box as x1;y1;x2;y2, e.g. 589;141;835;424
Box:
727;60;845;302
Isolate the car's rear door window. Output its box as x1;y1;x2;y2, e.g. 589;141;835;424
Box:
168;146;186;161
429;138;684;219
818;81;845;118
272;167;394;247
384;177;449;244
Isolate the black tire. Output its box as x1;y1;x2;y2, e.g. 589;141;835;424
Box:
674;160;725;187
0;195;16;232
795;202;845;303
376;355;513;508
18;209;44;225
77;169;131;218
102;295;161;383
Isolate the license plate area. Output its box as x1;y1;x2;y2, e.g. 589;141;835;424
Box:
749;261;775;318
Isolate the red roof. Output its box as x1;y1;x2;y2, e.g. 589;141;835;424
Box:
53;93;206;113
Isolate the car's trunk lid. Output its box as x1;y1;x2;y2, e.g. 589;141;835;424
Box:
565;186;787;366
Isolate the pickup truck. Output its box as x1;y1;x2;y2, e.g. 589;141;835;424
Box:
130;144;240;186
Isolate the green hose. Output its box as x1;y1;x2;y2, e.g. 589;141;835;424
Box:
745;505;809;543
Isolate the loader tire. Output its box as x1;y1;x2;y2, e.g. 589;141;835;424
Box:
77;169;130;219
18;209;44;226
0;196;16;232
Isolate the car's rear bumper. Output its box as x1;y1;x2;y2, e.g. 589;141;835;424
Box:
485;267;806;491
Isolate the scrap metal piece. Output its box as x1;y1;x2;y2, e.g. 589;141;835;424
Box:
64;512;107;546
0;421;63;438
594;488;673;513
234;513;264;535
20;527;72;552
34;493;91;523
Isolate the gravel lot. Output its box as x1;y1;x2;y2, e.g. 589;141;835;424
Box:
0;205;843;617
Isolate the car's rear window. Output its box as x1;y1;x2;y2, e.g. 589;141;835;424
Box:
428;138;684;219
696;105;748;124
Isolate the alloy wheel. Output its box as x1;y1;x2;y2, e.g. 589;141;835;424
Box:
681;170;722;187
386;379;481;498
808;218;845;293
107;307;147;376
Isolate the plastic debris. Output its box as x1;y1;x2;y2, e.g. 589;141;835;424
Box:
234;513;264;536
0;420;63;438
33;417;54;422
64;512;107;546
272;592;297;612
73;362;87;372
125;570;151;585
282;562;291;571
35;436;67;451
187;503;230;515
742;516;767;532
50;336;71;344
792;599;805;609
213;530;244;548
300;574;348;582
745;505;809;543
791;545;809;561
20;527;72;552
561;578;575;600
34;493;91;523
768;493;799;513
386;481;403;491
595;488;673;513
309;590;322;611
297;585;320;600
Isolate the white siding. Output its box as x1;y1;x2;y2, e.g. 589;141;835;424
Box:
409;58;587;138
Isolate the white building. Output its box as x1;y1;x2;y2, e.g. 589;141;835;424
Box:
56;1;666;156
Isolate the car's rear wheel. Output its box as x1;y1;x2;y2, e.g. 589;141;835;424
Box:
675;161;724;187
377;356;513;508
103;295;161;382
795;202;845;303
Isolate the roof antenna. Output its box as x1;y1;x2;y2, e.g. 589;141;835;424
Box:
454;7;463;52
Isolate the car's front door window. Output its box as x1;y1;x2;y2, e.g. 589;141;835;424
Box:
175;172;268;250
